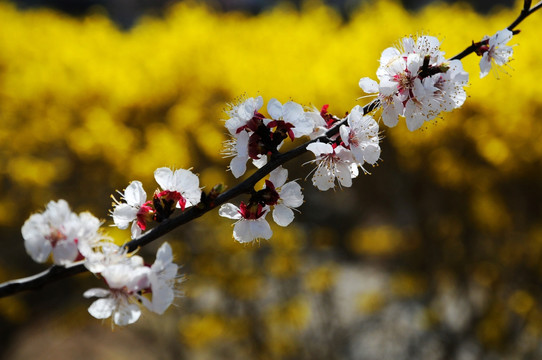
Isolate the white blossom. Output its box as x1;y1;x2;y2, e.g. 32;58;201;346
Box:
267;98;314;139
266;166;304;227
219;203;272;243
340;106;381;167
84;257;151;326
223;130;250;178
224;96;264;135
154;167;202;209
479;28;514;78
147;242;181;314
21;200;103;265
306;142;358;191
111;180;151;239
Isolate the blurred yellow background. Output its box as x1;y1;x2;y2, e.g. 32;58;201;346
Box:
1;0;542;358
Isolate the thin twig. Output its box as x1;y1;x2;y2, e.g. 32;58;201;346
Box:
450;1;542;61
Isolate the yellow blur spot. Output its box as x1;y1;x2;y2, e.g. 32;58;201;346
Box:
348;225;403;256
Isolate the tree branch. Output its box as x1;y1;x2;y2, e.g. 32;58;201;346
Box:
0;99;378;298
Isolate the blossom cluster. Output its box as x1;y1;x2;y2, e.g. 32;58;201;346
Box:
18;28;516;325
111;167;202;239
359;35;470;131
20;165;201;326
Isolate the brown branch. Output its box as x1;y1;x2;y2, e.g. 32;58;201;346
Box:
0;262;87;297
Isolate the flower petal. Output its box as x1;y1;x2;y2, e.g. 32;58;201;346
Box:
124;181;147;207
154;167;174;190
359;77;379;93
268;166;288;188
273;204;295;227
52;240;79;265
87;297;115;320
267;98;283;119
84;288;111;298
233;218;272;243
219;203;242;220
113;303;141;326
112;204;138;229
279;181;303;208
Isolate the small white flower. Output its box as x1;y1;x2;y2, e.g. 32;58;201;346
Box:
222;130;250;178
266;166;304;227
306;142;358;191
154;167;202;210
479;29;514;78
359;77;404;128
83;258;151;326
147;242;181;314
111;180;152;239
224;96;264;135
21;200;102;265
340;106;381;167
267;98;314;139
219;203;272;243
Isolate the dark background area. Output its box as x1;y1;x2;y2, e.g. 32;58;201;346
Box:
11;0;517;28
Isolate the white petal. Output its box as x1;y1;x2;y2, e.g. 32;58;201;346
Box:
230;131;249;178
235;130;249;155
268;166;288;188
350;145;366;165
219;203;242;220
124;181;147;207
404;101;424;132
335;162;353;188
379;47;401;67
22;214;52;263
279;181;303;208
267;98;283;119
359;77;379;93
291;117;314;138
273;204;295;227
312;165;334;191
154;167;174;190
363;144;381;165
87;298;115;319
52;240;79;265
112;204;138;229
113;303;141;326
254;96;264;110
282;101;304;124
130;221;142;239
490;28;513;47
84;288;111;298
150;283;174;314
174;169;202;206
479;54;491;78
233;218;272;243
230;155;248;178
339;125;350;146
307;142;333;157
154;242;173;268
